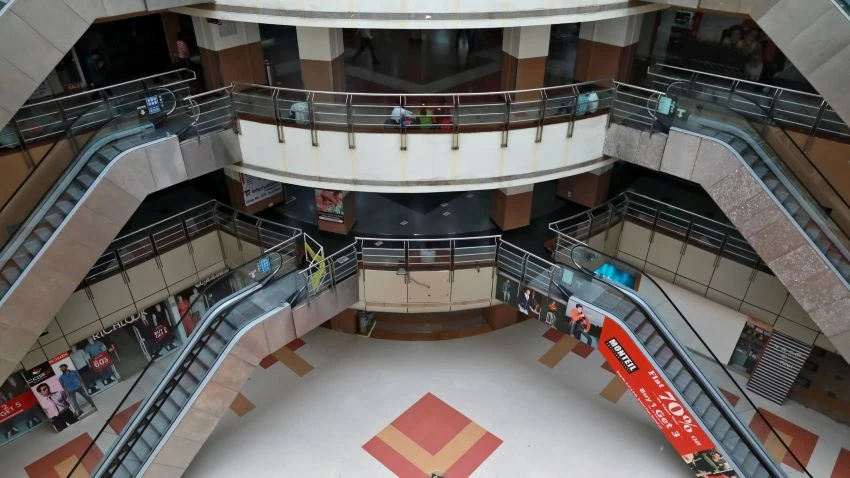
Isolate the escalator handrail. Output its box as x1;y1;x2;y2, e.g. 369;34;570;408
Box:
686;118;850;268
551;282;749;477
134;281;308;477
568;245;808;477
670;82;850;252
66;246;291;478
92;258;282;478
0;114;155;275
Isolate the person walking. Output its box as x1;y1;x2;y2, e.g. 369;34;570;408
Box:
58;364;95;416
352;29;380;64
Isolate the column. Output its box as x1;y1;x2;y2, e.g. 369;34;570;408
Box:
316;189;357;235
296;27;346;92
192;18;266;90
501;26;550;97
575;14;643;83
490;184;533;231
556;165;612;208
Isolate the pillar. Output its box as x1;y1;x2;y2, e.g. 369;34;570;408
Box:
296;27;346;92
501;26;550;97
490;184;533;231
575;14;643;83
557;165;612;208
316;189;357;235
192;18;266;90
224;169;285;215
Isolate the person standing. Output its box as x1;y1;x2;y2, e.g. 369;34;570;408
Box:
57;364;95;416
352;29;380;64
35;384;77;431
175;31;191;69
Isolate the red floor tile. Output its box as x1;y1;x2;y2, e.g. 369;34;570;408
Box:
749;408;818;472
391;393;471;455
543;328;565;342
259;354;278;369
719;388;740;407
444;432;503;477
108;401;141;434
25;433;103;478
362;436;424;478
830;448;850;478
286;338;305;351
571;342;594;358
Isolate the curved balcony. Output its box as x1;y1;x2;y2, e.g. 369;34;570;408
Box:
230;80;617;192
175;1;666;29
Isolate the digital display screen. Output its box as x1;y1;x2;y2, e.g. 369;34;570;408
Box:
145;95;163;114
258;256;271;274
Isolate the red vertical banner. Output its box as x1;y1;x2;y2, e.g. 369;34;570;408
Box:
599;317;740;477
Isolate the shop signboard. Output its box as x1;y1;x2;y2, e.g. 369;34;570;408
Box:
315;189;345;223
241;173;282;206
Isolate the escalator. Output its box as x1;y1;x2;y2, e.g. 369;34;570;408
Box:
747;0;850;126
0;86;196;382
497;240;808;477
609;76;850;363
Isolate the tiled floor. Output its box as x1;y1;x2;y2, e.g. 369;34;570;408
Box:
184;321;689;477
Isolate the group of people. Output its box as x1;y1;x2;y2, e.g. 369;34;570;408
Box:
718;23;783;83
388;98;454;130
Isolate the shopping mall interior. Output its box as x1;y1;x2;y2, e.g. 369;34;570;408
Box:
1;0;850;477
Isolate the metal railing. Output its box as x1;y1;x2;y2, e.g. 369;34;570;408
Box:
299;242;358;298
231;79;615;149
646;63;850;150
182;86;237;140
1;69;196;160
84;200;301;286
549;191;764;271
356;235;500;270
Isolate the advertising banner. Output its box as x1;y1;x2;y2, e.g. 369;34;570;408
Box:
241;173;282;206
0;391;39;425
23;351;98;432
597;316;737;477
495;273;520;308
305;241;326;291
315;189;345;223
89;352;113;373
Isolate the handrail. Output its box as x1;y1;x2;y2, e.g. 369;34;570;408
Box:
89;254;284;477
568;243;808;476
646;63;849;145
67;241;295;478
22;68;196;110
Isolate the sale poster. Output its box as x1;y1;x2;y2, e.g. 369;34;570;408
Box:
598;316;738;477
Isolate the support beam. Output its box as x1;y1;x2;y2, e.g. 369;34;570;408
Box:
575;15;643;83
192;18;266;90
501;26;550;98
296;27;346;92
490;184;533;231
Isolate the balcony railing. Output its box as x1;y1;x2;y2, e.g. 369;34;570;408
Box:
231;79;614;149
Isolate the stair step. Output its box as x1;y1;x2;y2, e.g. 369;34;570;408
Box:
66;185;85;201
1;265;22;284
54;200;74;216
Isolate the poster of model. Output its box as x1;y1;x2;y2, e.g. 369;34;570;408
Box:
516;286;543;318
495;273;520;308
23;352;97;432
315;189;345;223
241;173;282;206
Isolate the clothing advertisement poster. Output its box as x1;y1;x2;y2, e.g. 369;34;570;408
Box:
516;286;543;318
597;316;734;477
68;339;118;396
173;269;229;336
241;173;282;206
23;358;87;432
48;352;97;420
495;273;520;309
0;380;44;446
315;189;345;223
133;301;180;360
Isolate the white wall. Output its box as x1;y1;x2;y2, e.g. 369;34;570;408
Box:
637;276;747;364
234;115;613;192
